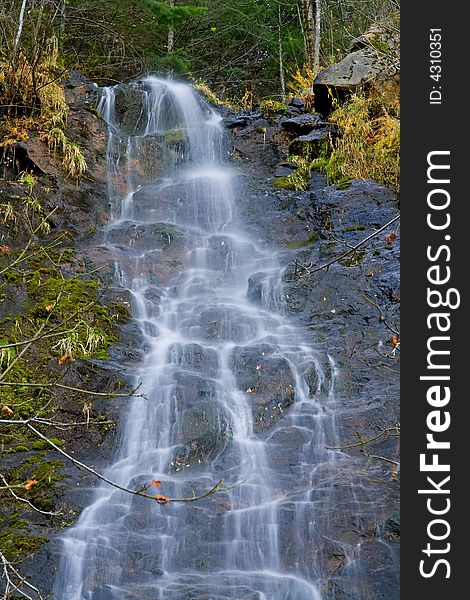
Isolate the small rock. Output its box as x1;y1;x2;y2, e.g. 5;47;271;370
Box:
274;162;298;178
289;125;337;155
281;113;326;135
289;97;306;110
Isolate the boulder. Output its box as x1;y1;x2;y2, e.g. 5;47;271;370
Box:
314;51;384;92
113;84;148;135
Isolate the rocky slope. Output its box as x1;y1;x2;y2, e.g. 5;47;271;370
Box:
1;71;399;598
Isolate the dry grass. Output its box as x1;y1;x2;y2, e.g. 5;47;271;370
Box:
42;127;87;179
288;66;316;112
312;91;400;190
1;38;86;179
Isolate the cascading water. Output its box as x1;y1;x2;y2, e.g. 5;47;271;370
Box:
53;77;381;600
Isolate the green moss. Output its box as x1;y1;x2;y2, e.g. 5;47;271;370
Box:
286;232;319;249
340;249;367;267
260;99;288;121
165;128;185;145
31;437;63;450
3;444;29;454
0;531;46;560
344;224;366;232
335;178;352;190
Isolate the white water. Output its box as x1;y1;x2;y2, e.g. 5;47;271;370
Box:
53;77;354;600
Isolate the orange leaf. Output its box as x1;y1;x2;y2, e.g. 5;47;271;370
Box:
155;494;170;505
24;479;38;491
385;232;397;246
1;405;14;416
0;245;10;254
150;480;161;489
45;304;54;312
58;354;75;365
388;335;400;348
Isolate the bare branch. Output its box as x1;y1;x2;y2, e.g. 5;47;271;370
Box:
0;474;61;516
286;215;400;280
0;551;44;600
24;423;227;505
0;381;143;398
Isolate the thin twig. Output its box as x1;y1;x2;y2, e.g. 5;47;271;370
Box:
0;474;61;516
287;215;400;280
326;426;399;450
0;381;142;398
362;293;400;337
24;423;226;505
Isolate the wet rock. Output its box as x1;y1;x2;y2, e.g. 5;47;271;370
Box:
274;162;298;177
113;84;148;135
223;115;250;129
181;306;259;343
230;344;296;432
168;342;219;378
172;404;230;468
379;511;400;541
106;222;184;253
328;540;399;600
289;97;306;111
281;113;326;135
289;125;338;155
174;372;219;410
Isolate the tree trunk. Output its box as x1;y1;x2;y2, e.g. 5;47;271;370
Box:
168;0;175;53
278;5;286;101
13;0;28;64
314;0;321;72
301;0;321;73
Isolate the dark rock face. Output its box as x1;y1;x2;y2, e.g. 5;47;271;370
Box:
289;125;338;155
230;344;296;432
281;113;326;135
5;73;399;599
172;403;230;468
274;162;298;177
113;84;149;136
231;116;400;598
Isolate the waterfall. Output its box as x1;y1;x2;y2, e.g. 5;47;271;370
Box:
53;77;359;600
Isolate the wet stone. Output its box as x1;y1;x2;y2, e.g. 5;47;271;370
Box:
172;404;230;468
230;344;296;432
167;342;219;378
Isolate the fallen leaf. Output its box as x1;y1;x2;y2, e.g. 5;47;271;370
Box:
155;494;170;504
1;405;14;416
385;232;397;246
387;335;400;348
45;304;54;312
0;245;10;254
58;354;75;365
24;479;38;491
